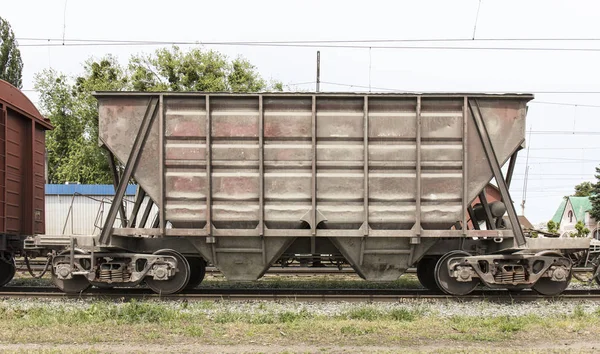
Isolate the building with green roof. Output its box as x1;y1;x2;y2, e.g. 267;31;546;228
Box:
551;196;597;238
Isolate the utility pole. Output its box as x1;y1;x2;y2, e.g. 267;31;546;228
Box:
316;51;320;92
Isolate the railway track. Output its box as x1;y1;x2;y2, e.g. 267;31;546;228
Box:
2;286;600;302
14;260;597;276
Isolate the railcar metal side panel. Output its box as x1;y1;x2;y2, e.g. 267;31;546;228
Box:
0;107;5;234
5;111;27;235
98;93;529;233
0;80;52;238
96;92;531;281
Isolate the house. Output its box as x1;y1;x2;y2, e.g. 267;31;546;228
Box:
551;196;598;238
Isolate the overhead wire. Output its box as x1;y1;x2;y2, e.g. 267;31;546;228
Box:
319;81;600;94
17;36;600;44
15;37;600;52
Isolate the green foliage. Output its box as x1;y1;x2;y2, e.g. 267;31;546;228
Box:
0;16;23;88
590;165;600;222
570;220;590;238
344;307;384;321
35;56;127;184
389;308;419;321
213;311;276;324
35;47;281;183
340;325;376;335
278;310;312;323
575;181;594;197
547;220;560;234
128;46;282;92
340;306;420;322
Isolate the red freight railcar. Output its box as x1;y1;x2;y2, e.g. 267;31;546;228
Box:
0;80;52;285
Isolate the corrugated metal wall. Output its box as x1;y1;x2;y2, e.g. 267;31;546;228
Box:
44;185;159;235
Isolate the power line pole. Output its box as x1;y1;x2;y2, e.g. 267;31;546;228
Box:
316;51;320;92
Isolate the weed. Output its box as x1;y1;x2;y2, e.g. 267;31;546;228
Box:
496;316;526;333
214;311;243;324
247;313;276;324
340;325;376;335
572;305;586;319
185;324;204;337
343;306;383;321
389;308;419;322
279;310;312;323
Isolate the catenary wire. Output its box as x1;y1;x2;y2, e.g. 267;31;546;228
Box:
17;36;600;44
15;39;600;52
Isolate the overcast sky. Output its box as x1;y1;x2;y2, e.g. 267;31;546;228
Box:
4;0;600;225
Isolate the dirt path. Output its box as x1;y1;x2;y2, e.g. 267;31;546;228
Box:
1;340;599;353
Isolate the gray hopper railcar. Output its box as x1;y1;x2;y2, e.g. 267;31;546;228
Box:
26;92;590;296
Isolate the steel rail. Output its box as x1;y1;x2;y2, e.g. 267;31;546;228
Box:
2;287;600;302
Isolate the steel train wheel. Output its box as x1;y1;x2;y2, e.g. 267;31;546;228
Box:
0;256;16;287
434;251;480;296
416;257;441;291
51;250;91;294
184;257;206;290
532;252;572;296
146;249;190;295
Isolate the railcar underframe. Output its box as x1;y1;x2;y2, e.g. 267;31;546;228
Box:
25;92;590;295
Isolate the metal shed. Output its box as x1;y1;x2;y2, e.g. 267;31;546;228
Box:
45;184;157;235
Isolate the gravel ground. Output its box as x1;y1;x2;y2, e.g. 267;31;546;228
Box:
1;297;598;319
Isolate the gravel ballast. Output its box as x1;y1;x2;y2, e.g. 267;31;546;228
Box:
1;298;598;319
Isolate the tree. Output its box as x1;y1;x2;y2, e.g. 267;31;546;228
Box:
574;181;594;197
590;166;600;222
547;220;560;234
0;16;23;88
570;220;590;238
35;47;281;184
128;46;282;92
35;56;128;184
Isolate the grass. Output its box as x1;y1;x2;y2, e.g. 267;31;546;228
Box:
0;300;598;348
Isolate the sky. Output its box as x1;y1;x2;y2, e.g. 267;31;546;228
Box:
4;0;600;225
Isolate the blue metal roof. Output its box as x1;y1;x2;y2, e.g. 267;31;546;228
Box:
45;184;137;196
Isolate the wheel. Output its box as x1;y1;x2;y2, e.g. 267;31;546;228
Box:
146;249;190;295
532;252;572;296
51;250;91;294
184;257;206;290
416;257;440;291
0;255;16;287
435;251;480;296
